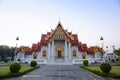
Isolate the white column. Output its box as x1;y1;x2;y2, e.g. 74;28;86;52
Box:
69;42;71;60
48;43;50;60
51;40;54;61
50;42;52;59
77;47;78;59
67;42;69;58
49;42;52;62
40;47;42;58
65;40;67;62
53;41;55;60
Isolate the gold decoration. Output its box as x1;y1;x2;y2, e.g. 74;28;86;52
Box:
82;53;86;59
33;52;38;59
73;49;77;57
42;50;46;57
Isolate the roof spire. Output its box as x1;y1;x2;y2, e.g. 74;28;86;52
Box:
59;16;61;23
57;16;62;27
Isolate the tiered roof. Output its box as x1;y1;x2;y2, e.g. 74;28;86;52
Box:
87;46;104;54
16;22;104;55
15;46;32;55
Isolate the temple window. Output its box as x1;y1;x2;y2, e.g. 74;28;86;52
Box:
33;52;38;59
82;53;86;59
72;49;77;58
42;50;46;58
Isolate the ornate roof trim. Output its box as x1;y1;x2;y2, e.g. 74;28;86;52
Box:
45;22;74;41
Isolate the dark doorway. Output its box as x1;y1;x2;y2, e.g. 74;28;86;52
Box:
58;51;62;58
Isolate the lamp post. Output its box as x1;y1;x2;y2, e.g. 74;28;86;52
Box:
14;37;19;62
100;36;104;50
100;36;104;61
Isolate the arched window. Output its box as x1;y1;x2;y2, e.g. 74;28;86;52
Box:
82;53;86;59
42;50;46;58
33;52;38;59
73;49;77;58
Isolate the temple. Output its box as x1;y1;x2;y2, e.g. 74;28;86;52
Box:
15;22;104;64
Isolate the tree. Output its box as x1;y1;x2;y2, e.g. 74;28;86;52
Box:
114;48;120;56
0;45;15;60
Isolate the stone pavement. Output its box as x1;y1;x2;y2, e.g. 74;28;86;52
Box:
7;65;118;80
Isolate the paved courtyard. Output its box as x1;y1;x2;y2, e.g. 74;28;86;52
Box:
8;65;118;80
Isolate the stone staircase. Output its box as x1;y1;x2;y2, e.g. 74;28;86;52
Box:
47;59;73;65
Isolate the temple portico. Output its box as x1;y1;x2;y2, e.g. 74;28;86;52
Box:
47;39;71;63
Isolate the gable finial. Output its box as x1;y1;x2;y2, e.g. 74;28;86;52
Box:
59;16;61;23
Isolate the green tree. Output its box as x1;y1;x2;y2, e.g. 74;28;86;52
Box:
114;48;120;56
0;45;15;60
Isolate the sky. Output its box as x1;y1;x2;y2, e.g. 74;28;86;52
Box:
0;0;120;52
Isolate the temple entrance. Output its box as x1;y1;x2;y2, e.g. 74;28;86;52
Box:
58;51;62;58
56;44;64;59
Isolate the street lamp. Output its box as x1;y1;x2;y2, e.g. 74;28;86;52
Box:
100;36;104;50
16;37;19;41
105;46;108;53
100;36;104;61
14;37;19;62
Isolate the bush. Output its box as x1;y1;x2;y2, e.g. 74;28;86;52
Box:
17;58;21;62
111;59;115;62
9;62;21;73
30;61;37;67
4;59;8;63
0;66;39;78
116;58;119;61
100;63;112;74
81;66;120;78
83;60;88;66
0;59;3;61
116;57;120;61
9;66;39;77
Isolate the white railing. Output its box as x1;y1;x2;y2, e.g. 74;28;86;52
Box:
73;59;96;64
73;59;83;64
20;58;47;64
20;58;102;65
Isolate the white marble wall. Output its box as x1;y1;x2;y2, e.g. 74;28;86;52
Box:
25;55;32;59
40;46;48;59
16;39;104;64
17;52;24;59
94;52;102;59
87;54;94;59
71;46;78;59
78;52;82;59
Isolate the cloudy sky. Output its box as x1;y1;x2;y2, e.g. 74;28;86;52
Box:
0;0;120;52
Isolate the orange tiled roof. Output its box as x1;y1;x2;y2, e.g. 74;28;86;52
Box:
47;32;51;35
68;32;72;35
15;46;32;55
71;34;79;46
40;34;47;42
78;43;88;52
40;34;48;46
16;22;104;55
15;48;21;54
87;47;94;54
87;46;104;54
